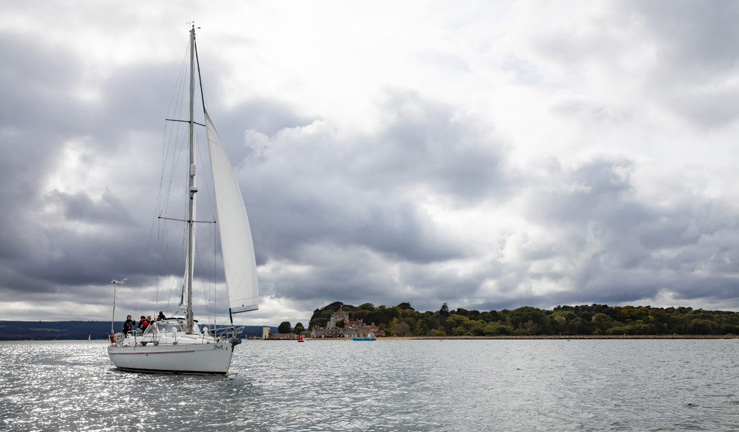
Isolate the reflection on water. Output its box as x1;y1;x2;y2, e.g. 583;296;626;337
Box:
1;339;738;431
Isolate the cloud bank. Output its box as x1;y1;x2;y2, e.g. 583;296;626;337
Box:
1;1;738;325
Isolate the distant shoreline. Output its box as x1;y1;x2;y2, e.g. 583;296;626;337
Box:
2;334;737;342
305;334;739;341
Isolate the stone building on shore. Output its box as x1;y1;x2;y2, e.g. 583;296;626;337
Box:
262;326;298;340
311;310;380;338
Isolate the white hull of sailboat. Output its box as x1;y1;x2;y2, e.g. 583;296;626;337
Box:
108;343;233;374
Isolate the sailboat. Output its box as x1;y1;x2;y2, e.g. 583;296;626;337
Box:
108;25;258;374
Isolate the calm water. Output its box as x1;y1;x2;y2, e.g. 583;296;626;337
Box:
1;339;738;431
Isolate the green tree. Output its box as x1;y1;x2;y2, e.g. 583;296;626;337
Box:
428;329;447;337
447;314;470;329
509;307;550;335
483;322;514;335
294;322;305;334
390;321;411;336
277;321;291;334
551;311;578;335
414;320;430;336
592;313;613;333
351;310;370;322
689;318;719;335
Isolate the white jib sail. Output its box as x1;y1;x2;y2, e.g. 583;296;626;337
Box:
205;113;259;314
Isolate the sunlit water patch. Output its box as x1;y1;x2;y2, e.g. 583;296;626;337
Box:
1;339;738;431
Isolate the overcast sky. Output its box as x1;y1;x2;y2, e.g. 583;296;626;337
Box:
2;1;739;326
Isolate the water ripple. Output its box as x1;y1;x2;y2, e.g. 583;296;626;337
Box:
1;339;738;431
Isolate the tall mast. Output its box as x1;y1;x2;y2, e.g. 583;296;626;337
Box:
186;24;197;334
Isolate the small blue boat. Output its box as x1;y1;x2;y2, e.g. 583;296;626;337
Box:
352;332;376;341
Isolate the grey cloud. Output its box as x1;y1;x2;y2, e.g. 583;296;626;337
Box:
526;158;649;232
629;1;739;128
267;246;489;315
210;90;516;311
236;95;739;313
662;89;739;128
3;5;739;322
262;245;394;302
215;98;312;138
630;0;739;75
240;90;510;270
0;31;184;295
368;90;512;203
47;190;135;225
507;156;739;306
527;2;739;129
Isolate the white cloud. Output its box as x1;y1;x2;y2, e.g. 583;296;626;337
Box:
1;1;738;325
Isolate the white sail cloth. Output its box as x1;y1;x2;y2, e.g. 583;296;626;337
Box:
205;113;258;314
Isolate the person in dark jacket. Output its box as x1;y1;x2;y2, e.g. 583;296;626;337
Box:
157;311;166;321
123;315;135;334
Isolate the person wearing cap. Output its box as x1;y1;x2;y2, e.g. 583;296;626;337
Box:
122;315;135;335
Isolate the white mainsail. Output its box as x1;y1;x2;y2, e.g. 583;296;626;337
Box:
205;113;259;315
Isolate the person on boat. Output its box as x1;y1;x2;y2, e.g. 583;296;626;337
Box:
138;315;150;334
157;311;166;321
122;315;135;335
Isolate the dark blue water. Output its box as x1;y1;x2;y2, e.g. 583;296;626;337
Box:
1;339;738;431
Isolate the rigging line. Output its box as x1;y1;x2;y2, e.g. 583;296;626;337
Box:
190;68;218;328
194;126;215;325
194;36;221;328
194;37;207;116
164;64;188;215
192;35;220;243
208;219;218;323
157;43;189;223
164;196;188;313
166;119;206;127
194;224;212;324
190;36;217;243
159;216;215;223
137;44;190;315
156;88;187;316
213;207;218;327
159;41;190;228
161;211;178;308
157;217;167;303
166;219;189;313
212;220;218;326
160;91;188;310
193;123;218;239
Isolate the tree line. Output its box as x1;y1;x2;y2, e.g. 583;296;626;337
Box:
306;301;739;337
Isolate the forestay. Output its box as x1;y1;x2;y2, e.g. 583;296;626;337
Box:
205;113;259;314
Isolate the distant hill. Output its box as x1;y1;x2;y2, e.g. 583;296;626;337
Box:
0;321;274;341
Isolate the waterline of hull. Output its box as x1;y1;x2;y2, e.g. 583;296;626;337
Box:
108;342;233;374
